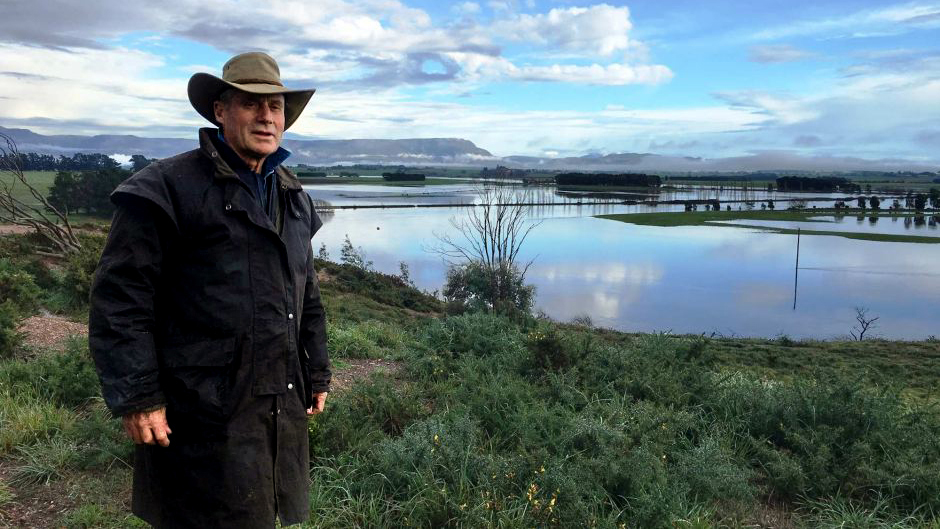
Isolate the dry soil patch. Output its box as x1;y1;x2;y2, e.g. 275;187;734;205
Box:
16;315;87;350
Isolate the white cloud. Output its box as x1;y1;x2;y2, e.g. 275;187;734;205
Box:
752;2;940;40
749;44;815;63
453;2;480;14
447;52;671;86
714;91;821;125
0;43;194;135
493;5;635;56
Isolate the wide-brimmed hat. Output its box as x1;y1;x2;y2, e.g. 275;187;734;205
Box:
188;52;315;130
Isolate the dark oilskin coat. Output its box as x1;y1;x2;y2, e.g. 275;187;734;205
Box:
89;128;330;528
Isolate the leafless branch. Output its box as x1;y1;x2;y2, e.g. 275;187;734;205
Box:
0;133;81;256
432;182;541;277
850;306;879;341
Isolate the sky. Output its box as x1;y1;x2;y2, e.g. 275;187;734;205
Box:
0;0;939;164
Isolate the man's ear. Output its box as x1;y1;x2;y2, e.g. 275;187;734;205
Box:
213;100;225;124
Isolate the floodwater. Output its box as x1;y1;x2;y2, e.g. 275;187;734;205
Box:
306;183;940;340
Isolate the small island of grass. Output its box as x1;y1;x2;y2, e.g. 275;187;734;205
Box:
598;209;940;243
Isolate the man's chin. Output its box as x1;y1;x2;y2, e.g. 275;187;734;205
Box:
246;145;279;159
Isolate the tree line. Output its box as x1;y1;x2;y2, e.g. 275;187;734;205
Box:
382;172;425;181
775;176;861;192
1;151;156;172
555;173;661;187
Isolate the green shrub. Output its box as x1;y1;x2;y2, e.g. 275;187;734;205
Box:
59;235;105;312
442;260;535;318
708;373;940;513
420;312;523;359
0;336;100;408
302;314;940;526
64;401;133;470
310;374;427;460
0;301;24;359
0;258;41;315
315;258;440;314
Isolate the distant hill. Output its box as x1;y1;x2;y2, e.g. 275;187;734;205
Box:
0;126;496;165
1;126;936;172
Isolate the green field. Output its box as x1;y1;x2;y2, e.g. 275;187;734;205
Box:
599;209;940;243
0;170;57;206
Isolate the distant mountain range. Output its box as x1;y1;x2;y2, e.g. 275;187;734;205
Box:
1;126;936;173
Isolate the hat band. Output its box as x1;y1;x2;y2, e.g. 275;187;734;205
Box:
228;78;284;87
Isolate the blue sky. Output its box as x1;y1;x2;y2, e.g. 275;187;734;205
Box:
0;0;938;165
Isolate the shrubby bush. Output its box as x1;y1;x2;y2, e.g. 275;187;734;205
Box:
0;258;43;358
0;336;100;408
306;314;940;526
442;260;534;318
0;258;41;316
315;258;440;314
0;301;24;359
59;234;106;311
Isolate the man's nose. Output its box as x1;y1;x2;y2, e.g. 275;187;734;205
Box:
256;104;274;123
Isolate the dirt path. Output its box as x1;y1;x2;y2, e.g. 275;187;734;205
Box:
0;225;34;236
16;315;88;350
0;462;78;529
330;358;402;393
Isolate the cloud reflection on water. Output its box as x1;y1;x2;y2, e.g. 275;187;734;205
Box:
308;186;939;339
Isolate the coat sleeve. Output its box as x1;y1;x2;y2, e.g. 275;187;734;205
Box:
299;202;330;396
89;192;173;417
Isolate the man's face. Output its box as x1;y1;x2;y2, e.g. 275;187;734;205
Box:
213;91;285;163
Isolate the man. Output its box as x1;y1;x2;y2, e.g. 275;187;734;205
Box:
89;52;330;528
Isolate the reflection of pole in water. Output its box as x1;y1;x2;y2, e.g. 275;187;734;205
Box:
793;228;800;311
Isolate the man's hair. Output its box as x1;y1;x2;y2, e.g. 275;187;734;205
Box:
217;88;284;107
217;88;238;107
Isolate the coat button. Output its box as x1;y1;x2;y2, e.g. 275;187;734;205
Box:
287;383;293;390
224;204;232;211
288;313;294;320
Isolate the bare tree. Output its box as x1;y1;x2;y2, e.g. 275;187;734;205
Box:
0;133;81;256
433;183;542;311
850;306;879;341
436;183;540;272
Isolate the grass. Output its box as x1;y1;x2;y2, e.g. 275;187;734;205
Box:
0;387;75;455
11;435;78;486
0;170;57;207
598;209;940;243
581;328;940;403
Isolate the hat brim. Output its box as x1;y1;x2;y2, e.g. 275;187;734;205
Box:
188;72;315;130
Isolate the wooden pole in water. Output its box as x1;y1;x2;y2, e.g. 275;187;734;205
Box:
793;228;800;310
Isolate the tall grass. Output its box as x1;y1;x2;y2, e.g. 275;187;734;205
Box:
0;387;74;455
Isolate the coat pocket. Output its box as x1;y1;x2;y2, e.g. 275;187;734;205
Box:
160;337;238;430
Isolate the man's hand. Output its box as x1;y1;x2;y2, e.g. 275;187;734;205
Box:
307;392;328;416
123;407;172;447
